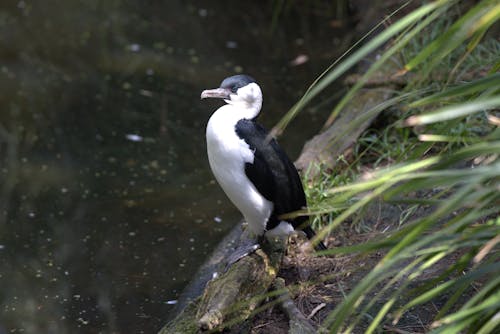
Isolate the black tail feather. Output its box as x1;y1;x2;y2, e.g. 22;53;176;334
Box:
302;226;327;251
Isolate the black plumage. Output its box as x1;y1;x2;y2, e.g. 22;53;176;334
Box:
220;75;256;93
235;119;326;250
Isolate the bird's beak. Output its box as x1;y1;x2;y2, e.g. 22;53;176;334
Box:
200;88;231;100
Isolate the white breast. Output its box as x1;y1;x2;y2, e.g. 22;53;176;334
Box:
206;105;273;236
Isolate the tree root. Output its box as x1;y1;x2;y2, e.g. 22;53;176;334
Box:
273;278;318;334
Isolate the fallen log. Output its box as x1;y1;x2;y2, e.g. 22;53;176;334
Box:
295;59;405;179
295;87;395;178
159;233;286;333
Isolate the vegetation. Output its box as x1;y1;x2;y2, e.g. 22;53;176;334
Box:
276;0;499;332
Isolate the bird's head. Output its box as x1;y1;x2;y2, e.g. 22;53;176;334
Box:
201;74;263;118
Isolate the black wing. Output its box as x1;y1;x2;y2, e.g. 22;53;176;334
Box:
235;119;307;231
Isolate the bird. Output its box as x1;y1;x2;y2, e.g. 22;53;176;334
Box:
201;74;326;252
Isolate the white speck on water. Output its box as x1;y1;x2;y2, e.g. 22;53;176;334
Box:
166;300;178;305
289;54;309;66
225;41;238;49
0;245;5;250
198;8;208;17
126;134;143;142
61;187;68;193
139;89;153;97
295;38;304;46
212;272;218;279
214;216;222;223
28;212;36;218
128;43;141;52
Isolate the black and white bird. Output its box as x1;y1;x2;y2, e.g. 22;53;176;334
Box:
201;74;326;251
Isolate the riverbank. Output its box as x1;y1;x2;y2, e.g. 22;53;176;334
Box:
161;0;499;332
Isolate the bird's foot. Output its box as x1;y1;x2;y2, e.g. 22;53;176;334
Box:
224;239;261;272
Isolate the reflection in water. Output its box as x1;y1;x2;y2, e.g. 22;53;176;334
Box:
0;1;350;332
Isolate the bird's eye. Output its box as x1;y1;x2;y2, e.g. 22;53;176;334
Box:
231;86;238;93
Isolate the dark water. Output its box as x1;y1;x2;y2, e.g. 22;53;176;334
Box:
0;1;350;332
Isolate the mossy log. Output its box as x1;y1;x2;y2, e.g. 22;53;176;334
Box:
159;237;286;333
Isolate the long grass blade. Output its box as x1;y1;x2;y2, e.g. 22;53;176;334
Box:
405;96;500;126
475;312;500;334
404;0;499;72
409;73;500;108
273;0;450;135
325;4;451;128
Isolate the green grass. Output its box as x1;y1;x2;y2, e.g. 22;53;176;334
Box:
279;0;500;332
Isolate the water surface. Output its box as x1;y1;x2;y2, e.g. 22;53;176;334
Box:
0;1;350;332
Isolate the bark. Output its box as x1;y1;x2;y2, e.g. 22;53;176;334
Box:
159;237;286;333
295;87;395;178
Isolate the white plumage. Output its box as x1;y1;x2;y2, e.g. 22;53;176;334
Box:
206;102;273;236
